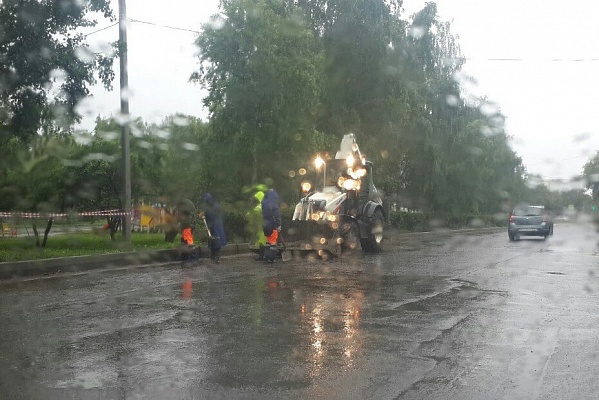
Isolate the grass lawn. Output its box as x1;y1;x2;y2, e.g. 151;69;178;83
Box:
0;231;178;262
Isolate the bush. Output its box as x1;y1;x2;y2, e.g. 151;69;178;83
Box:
388;211;505;232
0;232;176;262
389;211;430;232
222;209;251;243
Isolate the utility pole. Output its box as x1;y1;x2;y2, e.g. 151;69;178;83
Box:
119;0;132;243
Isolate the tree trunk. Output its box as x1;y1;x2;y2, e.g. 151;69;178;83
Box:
106;216;121;241
41;218;53;247
32;222;40;247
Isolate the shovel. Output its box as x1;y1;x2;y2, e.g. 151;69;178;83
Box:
202;216;219;247
278;231;293;262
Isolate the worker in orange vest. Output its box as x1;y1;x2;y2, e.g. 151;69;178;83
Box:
261;189;281;263
177;198;198;263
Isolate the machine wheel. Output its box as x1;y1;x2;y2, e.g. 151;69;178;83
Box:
361;209;384;253
341;220;360;252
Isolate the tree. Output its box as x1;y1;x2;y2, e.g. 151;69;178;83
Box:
193;0;530;218
150;115;211;203
0;0;115;143
193;0;324;196
583;151;599;200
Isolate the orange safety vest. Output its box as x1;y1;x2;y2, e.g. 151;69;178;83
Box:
266;229;278;245
181;227;194;245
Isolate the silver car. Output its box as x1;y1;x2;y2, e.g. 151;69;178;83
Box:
508;205;554;241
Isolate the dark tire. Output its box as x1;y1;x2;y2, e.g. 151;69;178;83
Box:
341;220;360;252
361;209;384;253
508;232;515;241
549;225;554;236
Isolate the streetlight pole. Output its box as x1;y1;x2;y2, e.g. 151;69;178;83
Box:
118;0;132;243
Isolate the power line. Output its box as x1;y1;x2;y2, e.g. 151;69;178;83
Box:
84;21;599;64
84;22;119;37
83;18;201;39
128;18;201;34
464;57;599;62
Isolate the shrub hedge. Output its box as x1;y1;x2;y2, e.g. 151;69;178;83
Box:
219;206;506;242
388;211;505;232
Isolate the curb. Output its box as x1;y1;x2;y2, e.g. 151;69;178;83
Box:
0;227;504;280
0;243;253;280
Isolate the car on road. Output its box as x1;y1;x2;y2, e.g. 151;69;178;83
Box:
508;205;554;241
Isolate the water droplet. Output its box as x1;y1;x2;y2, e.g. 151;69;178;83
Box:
182;143;199;151
446;95;459;107
173;116;189;126
207;15;226;30
75;46;95;64
408;26;425;39
480;102;500;117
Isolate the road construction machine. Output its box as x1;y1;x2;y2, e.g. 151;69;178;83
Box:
282;133;387;258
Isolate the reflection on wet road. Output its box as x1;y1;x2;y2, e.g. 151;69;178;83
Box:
1;222;598;399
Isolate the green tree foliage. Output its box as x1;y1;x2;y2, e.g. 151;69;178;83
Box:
0;113;214;217
192;0;529;215
0;0;115;143
0;0;545;226
583;151;599;200
192;0;324;198
149;115;211;203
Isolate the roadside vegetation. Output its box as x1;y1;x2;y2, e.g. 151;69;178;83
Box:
0;232;177;263
0;209;507;263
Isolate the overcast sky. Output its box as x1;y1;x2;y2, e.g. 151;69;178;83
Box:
79;0;599;182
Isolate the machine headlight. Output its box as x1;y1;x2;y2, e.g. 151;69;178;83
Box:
311;212;326;221
301;181;312;193
343;178;360;190
346;154;355;167
349;167;367;179
314;156;325;169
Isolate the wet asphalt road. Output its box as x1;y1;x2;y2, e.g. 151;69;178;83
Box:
1;222;599;400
